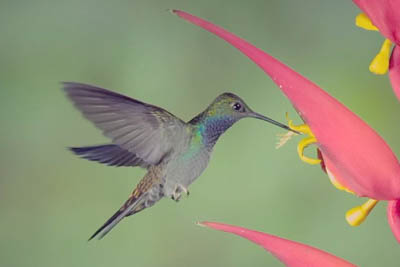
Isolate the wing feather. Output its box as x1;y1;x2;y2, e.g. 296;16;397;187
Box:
63;82;187;165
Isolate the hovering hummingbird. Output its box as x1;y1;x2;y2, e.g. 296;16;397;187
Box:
63;82;295;240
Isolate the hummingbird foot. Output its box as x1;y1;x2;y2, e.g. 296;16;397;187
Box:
171;184;189;202
180;185;190;196
171;194;180;202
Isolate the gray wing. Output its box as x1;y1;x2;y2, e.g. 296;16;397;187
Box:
63;82;187;165
69;144;150;168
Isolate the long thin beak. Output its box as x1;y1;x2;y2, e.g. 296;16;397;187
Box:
250;112;300;134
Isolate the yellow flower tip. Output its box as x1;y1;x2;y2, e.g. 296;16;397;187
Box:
369;39;392;75
297;136;321;165
288;120;313;135
354;12;392;75
284;113;320;165
355;13;378;31
345;199;379;227
346;206;367;226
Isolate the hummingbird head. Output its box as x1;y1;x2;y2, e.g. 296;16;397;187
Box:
205;92;294;132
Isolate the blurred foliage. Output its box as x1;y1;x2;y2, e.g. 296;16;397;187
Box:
1;0;400;266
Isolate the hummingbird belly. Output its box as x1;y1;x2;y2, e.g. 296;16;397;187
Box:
163;148;210;198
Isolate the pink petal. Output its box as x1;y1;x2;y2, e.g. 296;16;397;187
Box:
173;10;400;200
353;0;400;45
387;200;400;243
200;221;357;267
389;46;400;101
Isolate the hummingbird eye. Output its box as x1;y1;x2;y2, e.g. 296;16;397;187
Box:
232;102;242;111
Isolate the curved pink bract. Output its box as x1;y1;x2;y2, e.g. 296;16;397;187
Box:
389;46;400;100
387;200;400;243
200;222;357;267
173;10;400;200
353;0;400;45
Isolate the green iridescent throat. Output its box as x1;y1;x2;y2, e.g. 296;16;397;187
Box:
190;114;236;149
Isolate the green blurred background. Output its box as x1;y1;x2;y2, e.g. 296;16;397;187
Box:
1;0;399;266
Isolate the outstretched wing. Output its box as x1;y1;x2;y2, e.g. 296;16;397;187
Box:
69;144;150;168
63;82;187;165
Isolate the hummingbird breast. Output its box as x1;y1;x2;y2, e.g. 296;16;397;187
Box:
162;126;212;197
162;115;234;198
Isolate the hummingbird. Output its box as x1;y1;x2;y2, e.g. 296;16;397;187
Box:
63;82;295;240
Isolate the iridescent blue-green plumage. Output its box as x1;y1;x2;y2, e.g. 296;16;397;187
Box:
64;82;292;240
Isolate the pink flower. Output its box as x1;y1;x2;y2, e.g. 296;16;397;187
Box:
390;46;400;101
387;200;400;243
198;221;357;267
352;0;400;100
173;10;400;241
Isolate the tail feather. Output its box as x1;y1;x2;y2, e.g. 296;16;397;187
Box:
69;144;148;168
88;166;163;240
89;194;145;240
88;209;123;241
